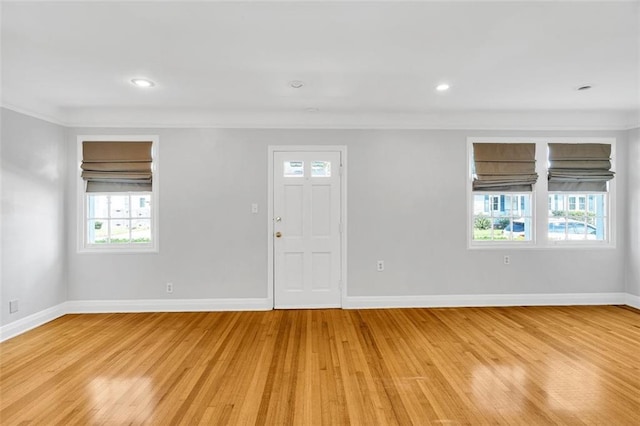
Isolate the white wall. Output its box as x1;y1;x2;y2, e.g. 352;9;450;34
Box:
1;108;67;326
66;127;628;302
626;127;640;297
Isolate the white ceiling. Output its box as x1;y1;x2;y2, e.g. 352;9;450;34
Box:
2;1;639;129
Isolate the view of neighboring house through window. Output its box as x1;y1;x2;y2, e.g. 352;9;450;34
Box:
473;194;533;241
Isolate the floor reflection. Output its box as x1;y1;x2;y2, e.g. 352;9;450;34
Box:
89;376;154;423
472;365;527;411
545;360;601;411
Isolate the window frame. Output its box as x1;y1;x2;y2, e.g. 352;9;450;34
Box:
77;135;160;253
467;137;616;249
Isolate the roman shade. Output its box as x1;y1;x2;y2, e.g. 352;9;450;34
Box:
472;143;538;191
81;141;153;192
548;143;614;192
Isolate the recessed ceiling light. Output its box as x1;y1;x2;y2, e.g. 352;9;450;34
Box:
577;84;592;91
305;107;319;113
436;83;450;92
131;78;155;88
289;80;305;89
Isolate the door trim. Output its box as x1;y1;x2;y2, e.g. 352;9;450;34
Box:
267;145;347;309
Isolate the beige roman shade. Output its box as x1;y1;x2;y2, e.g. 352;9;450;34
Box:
472;143;538;191
81;141;153;192
548;143;614;192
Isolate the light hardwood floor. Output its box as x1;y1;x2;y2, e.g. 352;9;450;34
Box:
1;306;639;425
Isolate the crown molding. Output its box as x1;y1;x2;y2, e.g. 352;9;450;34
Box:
3;103;638;131
65;108;640;131
1;103;69;127
4;0;635;3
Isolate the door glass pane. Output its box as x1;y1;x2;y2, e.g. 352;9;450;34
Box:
284;161;304;177
311;161;331;177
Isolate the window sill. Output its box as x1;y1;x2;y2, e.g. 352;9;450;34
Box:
468;241;616;250
79;245;158;254
469;242;535;250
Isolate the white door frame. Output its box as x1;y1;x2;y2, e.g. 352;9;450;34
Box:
267;145;347;309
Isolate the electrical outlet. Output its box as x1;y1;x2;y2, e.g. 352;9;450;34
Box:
9;300;19;314
166;282;173;294
504;255;510;265
377;260;384;272
251;203;258;214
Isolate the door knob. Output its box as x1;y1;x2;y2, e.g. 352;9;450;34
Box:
275;232;282;238
275;217;282;222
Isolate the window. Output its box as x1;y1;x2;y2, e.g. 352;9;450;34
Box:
284;161;304;177
311;161;331;177
547;142;613;244
78;136;159;252
469;138;615;248
470;142;538;244
491;196;500;212
283;160;333;177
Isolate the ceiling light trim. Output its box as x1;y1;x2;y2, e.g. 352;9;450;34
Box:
131;78;156;88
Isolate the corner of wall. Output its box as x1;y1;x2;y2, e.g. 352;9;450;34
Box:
1;109;69;328
0;302;68;342
625;293;640;310
625;127;640;297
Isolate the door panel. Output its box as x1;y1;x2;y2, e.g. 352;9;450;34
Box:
312;185;331;236
274;151;341;308
311;252;331;290
284;253;303;291
284;185;303;236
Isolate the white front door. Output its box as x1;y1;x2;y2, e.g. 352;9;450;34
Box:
273;151;342;308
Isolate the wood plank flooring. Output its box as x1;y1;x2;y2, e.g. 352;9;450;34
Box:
1;306;639;425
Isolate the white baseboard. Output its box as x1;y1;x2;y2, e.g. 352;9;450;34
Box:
343;292;628;309
625;293;640;310
65;297;273;313
0;302;67;342
2;293;636;343
0;298;271;342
